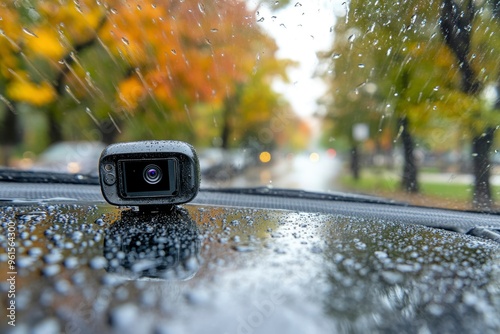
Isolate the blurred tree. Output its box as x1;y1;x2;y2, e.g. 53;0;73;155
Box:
0;0;295;161
0;0;107;152
322;0;500;207
321;0;448;191
0;5;22;165
102;0;292;148
439;0;500;210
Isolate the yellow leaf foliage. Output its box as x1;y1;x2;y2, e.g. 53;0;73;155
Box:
25;27;66;61
102;0;275;111
118;76;144;109
7;74;56;106
22;1;105;61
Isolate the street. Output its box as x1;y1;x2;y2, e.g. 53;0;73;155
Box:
201;151;343;192
201;151;500;192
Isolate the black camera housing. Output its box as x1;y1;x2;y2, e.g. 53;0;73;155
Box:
99;141;200;208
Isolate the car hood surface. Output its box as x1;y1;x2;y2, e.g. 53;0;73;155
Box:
1;202;500;333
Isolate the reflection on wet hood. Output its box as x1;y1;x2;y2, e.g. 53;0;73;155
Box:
1;203;500;333
319;219;500;333
104;207;200;280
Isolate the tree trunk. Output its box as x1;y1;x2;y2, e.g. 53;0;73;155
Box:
350;145;360;180
399;117;419;193
99;118;122;145
0;103;22;166
220;104;231;150
440;0;494;208
47;108;63;144
471;129;494;210
220;85;243;150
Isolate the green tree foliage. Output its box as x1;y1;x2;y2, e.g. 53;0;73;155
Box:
321;0;500;206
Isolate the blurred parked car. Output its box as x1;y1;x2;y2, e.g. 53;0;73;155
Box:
32;141;106;175
200;148;255;181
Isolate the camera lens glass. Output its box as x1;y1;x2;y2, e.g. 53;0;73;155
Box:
143;164;162;184
120;158;176;198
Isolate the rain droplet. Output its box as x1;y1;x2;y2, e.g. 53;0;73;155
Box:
381;271;403;284
89;256;107;269
121;37;129;45
42;264;61;277
64;257;79;269
22;27;38;38
109;304;139;329
44;251;63;264
85;108;100;127
65;85;81;103
185;290;210;306
108;113;122;134
411;14;417;25
198;2;206;14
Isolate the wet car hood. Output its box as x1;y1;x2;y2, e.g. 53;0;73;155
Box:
1;201;500;333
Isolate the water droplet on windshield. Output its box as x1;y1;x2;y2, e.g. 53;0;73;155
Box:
411;14;417;25
198;3;206;14
65;86;80;104
22;27;38;38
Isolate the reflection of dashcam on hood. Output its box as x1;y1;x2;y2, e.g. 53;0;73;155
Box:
103;207;200;280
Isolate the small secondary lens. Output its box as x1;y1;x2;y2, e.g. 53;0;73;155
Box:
143;164;162;184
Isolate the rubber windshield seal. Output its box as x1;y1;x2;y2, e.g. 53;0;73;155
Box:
0;168;99;185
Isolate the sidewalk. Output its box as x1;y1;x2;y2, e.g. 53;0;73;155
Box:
420;172;500;186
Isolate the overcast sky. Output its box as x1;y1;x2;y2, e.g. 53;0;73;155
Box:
255;0;346;118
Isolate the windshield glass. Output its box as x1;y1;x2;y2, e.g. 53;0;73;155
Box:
0;0;499;212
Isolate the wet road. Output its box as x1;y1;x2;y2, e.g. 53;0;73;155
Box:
202;152;343;192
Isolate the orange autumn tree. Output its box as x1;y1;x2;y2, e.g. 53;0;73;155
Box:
101;0;291;147
0;0;293;156
0;0;107;150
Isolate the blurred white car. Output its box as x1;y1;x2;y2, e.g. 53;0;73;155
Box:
33;141;106;175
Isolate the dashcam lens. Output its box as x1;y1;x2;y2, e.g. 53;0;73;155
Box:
120;159;177;197
143;164;162;184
